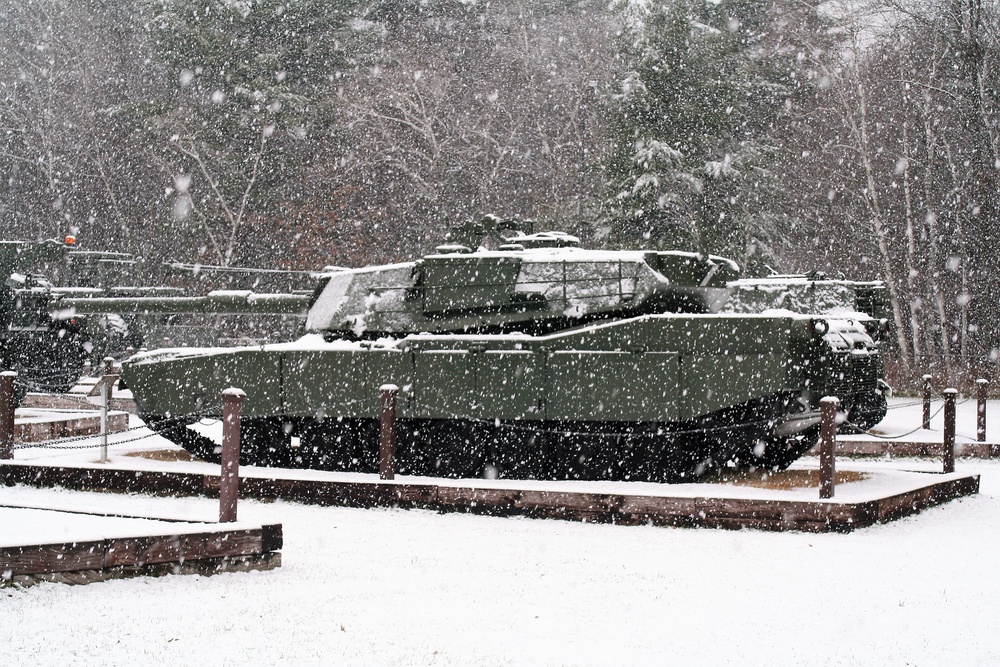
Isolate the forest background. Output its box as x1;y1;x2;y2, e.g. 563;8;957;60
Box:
1;0;998;388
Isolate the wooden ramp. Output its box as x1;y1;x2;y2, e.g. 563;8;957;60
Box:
1;504;282;588
0;461;979;534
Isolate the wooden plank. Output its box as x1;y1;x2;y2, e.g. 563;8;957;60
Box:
3;552;281;589
812;440;1000;458
2;526;281;576
873;476;980;524
0;464;203;496
513;490;622;522
434;486;522;514
1;541;107;575
14;412;129;442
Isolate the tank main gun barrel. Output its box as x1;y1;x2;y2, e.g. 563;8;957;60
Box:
164;261;325;277
52;290;312;317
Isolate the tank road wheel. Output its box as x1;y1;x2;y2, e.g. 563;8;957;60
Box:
143;415;221;464
848;390;889;431
549;428;624;481
616;430;662;482
751;426;821;472
405;420;486;479
486;426;549;480
240;418;294;467
654;433;722;483
297;418;377;473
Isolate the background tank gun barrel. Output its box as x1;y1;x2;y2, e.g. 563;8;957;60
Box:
53;290;313;317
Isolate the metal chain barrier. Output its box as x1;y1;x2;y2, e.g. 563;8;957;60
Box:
11;413;201;450
843;389;973;439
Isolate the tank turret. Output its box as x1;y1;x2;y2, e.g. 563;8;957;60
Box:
307;218;740;337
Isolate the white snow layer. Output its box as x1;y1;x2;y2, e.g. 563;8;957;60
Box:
1;399;999;666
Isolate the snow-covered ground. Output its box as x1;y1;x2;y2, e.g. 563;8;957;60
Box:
2;398;999;666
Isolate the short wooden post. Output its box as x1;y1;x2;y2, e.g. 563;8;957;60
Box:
379;384;399;481
219;388;246;523
922;374;933;429
943;388;957;474
819;396;839;499
977;379;988;443
0;371;16;460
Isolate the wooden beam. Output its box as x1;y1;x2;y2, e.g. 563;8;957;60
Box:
1;524;283;577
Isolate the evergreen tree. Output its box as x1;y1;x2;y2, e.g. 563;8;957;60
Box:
602;0;798;273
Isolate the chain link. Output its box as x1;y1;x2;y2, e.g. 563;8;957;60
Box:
12;413;200;450
8;385;981;451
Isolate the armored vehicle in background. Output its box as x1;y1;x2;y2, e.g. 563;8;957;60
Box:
1;240;91;399
3;235;320;403
122;217;889;482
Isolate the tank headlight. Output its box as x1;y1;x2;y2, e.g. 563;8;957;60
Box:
811;319;829;336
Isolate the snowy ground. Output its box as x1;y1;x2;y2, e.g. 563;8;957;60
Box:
2;398;999;666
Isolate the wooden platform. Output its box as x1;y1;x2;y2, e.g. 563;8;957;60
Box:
1;505;282;588
14;408;129;442
0;461;979;533
21;391;137;414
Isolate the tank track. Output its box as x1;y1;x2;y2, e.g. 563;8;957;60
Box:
146;394;821;482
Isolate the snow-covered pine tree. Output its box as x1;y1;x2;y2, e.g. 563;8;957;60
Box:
602;0;802;275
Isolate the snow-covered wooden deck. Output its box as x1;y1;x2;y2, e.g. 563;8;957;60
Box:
0;457;979;533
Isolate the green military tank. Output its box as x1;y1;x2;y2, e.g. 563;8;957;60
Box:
121;217;889;482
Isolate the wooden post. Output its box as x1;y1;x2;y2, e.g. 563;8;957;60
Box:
0;371;16;460
819;396;838;499
943;388;957;474
977;379;988;443
379;384;399;481
219;388;246;523
922;374;933;430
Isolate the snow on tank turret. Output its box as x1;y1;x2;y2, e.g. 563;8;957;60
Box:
306;215;740;337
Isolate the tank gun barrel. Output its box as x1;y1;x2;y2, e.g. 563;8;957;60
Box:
164;261;325;277
53;290;312;317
